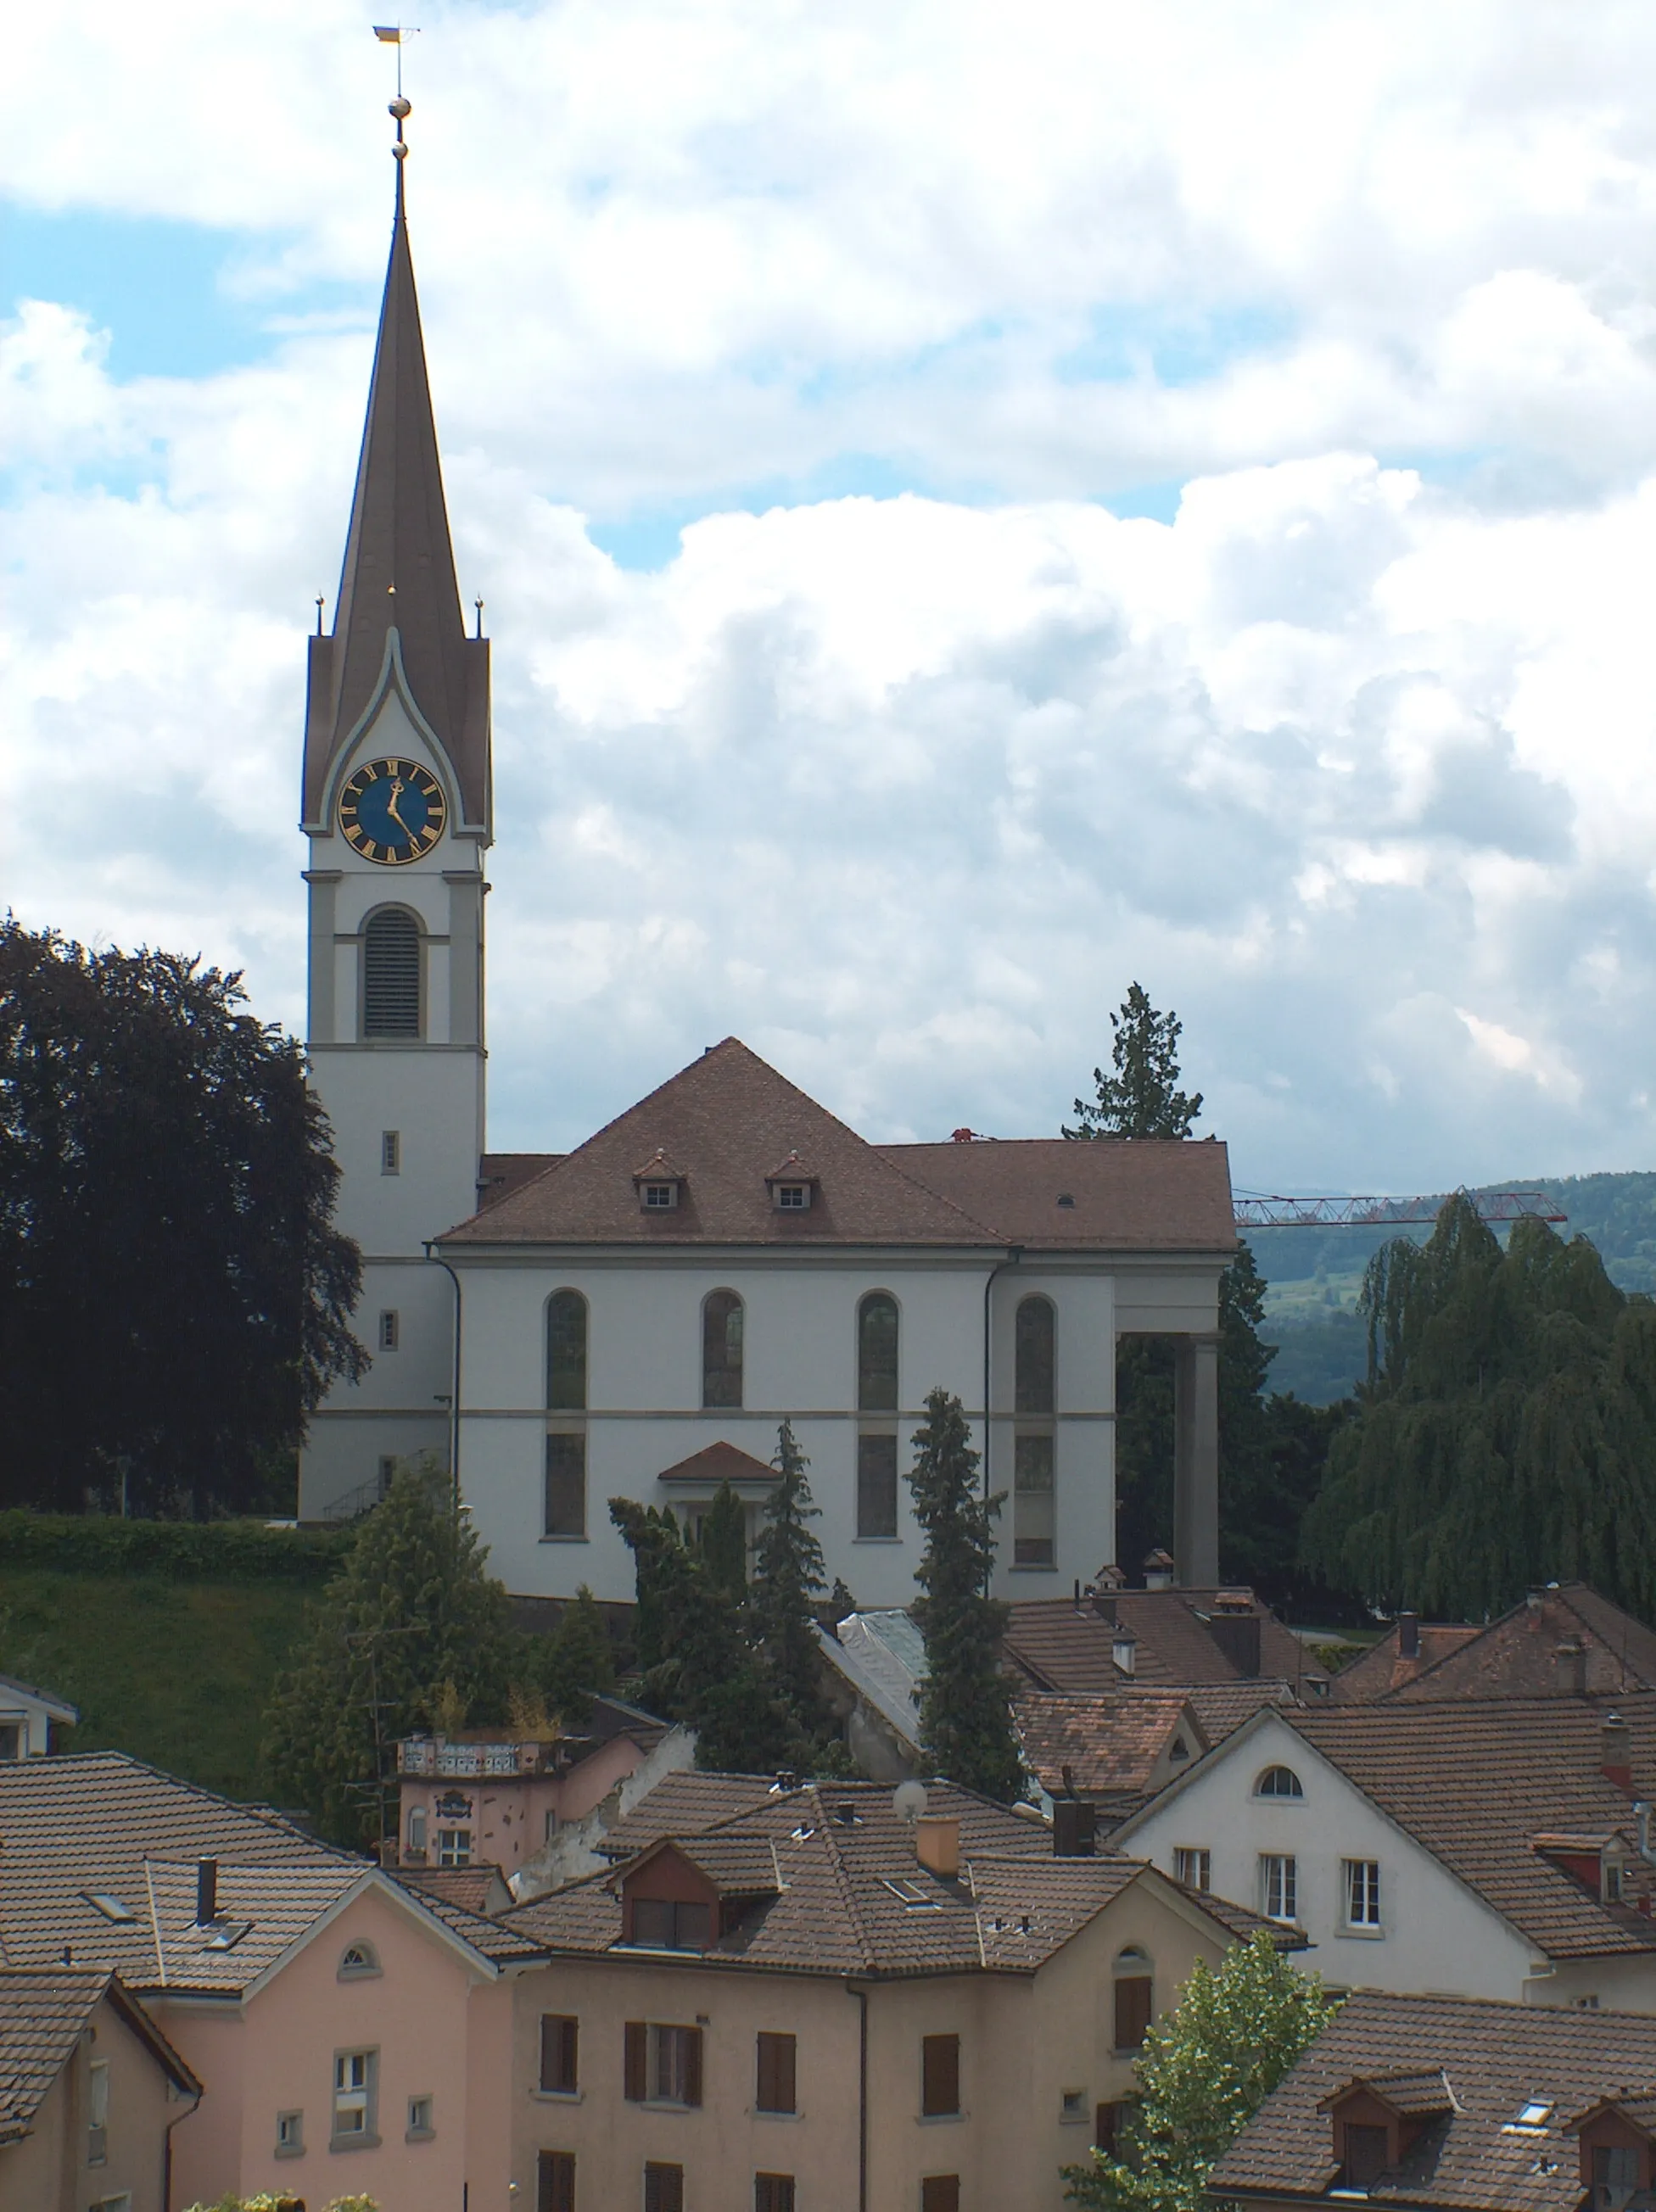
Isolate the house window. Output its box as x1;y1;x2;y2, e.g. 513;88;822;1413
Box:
1343;2123;1390;2187
921;2180;961;2212
1061;2088;1088;2122
1261;1852;1297;1923
546;1290;588;1410
921;2033;960;2118
381;1128;401;1175
333;2048;378;2144
0;1722;21;1759
406;1807;427;1856
275;2109;304;2157
545;1433;586;1538
1256;1765;1304;1799
644;2165;685;2212
88;2057;109;2163
538;2149;576;2212
377;1454;398;1497
338;1940;381;1980
1173;1846;1211;1891
437;1827;472;1867
857;1433;899;1538
540;2014;579;2094
363;906;421;1038
642;1181;678;1209
631;1897;713;1952
756;2177;797;2212
756;2031;797;2114
1113;1949;1154;2052
625;2021;704;2107
378;1310;399;1350
1013;1431;1055;1567
858;1292;899;1410
775;1184;809;1210
1595;2146;1640;2192
702;1289;745;1408
1345;1858;1381;1927
1015;1294;1055;1413
406;2094;434;2139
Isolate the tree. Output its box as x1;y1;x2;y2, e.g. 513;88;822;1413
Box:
1065;983;1203;1141
906;1388;1024;1801
261;1459;520;1844
697;1478;750;1599
1301;1193;1656;1618
752;1420;831;1743
1062;1930;1334;2209
0;919;364;1516
535;1584;615;1725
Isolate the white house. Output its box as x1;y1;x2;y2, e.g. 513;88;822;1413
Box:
1112;1693;1656;2012
0;1671;76;1759
294;120;1239;1602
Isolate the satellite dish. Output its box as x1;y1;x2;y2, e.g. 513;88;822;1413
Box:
892;1780;929;1826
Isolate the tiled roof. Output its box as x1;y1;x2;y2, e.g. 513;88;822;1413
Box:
1183;1679;1296;1740
391;1863;514;1918
1329;1625;1485;1702
477;1153;562;1210
1289;1695;1656;1959
512;1777;1270;1980
440;1039;1235;1251
1211;1989;1656;2212
877;1137;1236;1252
1015;1690;1206;1804
656;1440;779;1487
1370;1586;1656;1706
595;1771;783;1861
0;1969;199;2144
816;1614;926;1750
642;1834;783;1896
1002;1591;1317;1693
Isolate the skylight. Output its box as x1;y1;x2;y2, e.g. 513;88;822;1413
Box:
81;1892;136;1924
203;1922;251;1952
1515;2102;1553;2129
881;1876;943;1910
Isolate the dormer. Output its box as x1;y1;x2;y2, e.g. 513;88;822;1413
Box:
1317;2069;1457;2189
1566;2090;1656;2210
613;1835;784;1952
1530;1831;1626;1906
632;1148;687;1213
764;1153;818;1212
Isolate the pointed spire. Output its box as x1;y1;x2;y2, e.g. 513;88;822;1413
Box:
303;103;490;833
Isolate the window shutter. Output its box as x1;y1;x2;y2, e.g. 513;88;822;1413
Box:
756;2177;797;2212
1115;1975;1154;2052
921;2033;959;2117
644;2163;685;2212
757;2030;796;2114
920;2178;961;2212
540;2014;579;2094
624;2020;648;2103
537;2148;576;2212
684;2024;704;2108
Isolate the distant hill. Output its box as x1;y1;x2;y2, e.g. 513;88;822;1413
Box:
1252;1170;1656;1406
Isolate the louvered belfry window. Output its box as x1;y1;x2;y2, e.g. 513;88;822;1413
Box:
363;907;422;1037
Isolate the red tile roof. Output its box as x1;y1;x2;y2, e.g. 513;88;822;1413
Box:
1003;1590;1318;1693
655;1440;779;1487
1373;1586;1656;1705
1329;1623;1485;1702
879;1137;1236;1251
0;1969;199;2144
1015;1690;1206;1805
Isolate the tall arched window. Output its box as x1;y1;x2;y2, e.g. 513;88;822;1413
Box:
702;1290;744;1409
857;1292;900;1539
546;1292;588;1411
1113;1946;1154;2053
1014;1295;1056;1568
545;1291;589;1539
362;906;422;1038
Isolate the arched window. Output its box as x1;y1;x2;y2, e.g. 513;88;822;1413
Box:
546;1292;588;1411
858;1293;899;1411
1015;1296;1055;1414
338;1940;381;1980
1256;1766;1304;1800
363;906;421;1038
1113;1946;1154;2052
702;1290;744;1409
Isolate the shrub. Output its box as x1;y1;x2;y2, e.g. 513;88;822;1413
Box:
0;1511;353;1584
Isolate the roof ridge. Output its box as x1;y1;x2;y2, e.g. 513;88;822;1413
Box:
808;1786;880;1975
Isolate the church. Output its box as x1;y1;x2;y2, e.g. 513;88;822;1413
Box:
296;116;1238;1606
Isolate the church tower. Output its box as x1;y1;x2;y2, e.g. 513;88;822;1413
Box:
297;105;490;1519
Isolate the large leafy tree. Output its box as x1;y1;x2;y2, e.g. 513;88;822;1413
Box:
1065;982;1204;1141
907;1388;1024;1801
752;1420;830;1741
1063;1930;1334;2210
1301;1193;1656;1617
262;1459;521;1845
0;919;364;1516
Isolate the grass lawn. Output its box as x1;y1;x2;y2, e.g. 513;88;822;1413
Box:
0;1568;313;1801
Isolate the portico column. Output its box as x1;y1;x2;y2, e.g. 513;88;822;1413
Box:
1172;1332;1220;1586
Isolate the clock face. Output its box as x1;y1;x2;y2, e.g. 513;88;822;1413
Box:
338;758;446;864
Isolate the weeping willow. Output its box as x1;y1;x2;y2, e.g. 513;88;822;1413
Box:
1300;1193;1656;1618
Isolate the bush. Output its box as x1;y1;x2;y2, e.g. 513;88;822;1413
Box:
0;1511;353;1584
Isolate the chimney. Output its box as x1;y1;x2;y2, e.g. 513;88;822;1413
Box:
1053;1800;1097;1858
1207;1612;1262;1679
1143;1550;1174;1592
195;1858;219;1927
1396;1611;1419;1661
915;1815;960;1880
1555;1639;1588;1696
1603;1712;1633;1793
1112;1628;1138;1677
1092;1590;1117;1625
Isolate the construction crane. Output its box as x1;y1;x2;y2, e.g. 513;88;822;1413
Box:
1233;1190;1567;1230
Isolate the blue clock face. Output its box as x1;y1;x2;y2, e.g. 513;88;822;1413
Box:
338;758;446;864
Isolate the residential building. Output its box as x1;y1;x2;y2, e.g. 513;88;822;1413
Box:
1002;1583;1327;1701
0;1968;200;2212
1114;1693;1656;2008
394;1693;685;1881
293;111;1241;1595
504;1774;1297;2210
1210;1988;1656;2212
0;1748;545;2208
1332;1582;1656;1704
1015;1690;1209;1831
0;1668;78;1758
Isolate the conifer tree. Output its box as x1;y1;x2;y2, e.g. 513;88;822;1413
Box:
536;1583;615;1724
262;1458;519;1844
698;1478;750;1598
906;1388;1024;1801
1064;982;1203;1141
752;1420;830;1743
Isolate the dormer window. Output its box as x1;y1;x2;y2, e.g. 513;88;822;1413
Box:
630;1898;713;1952
765;1153;818;1211
775;1183;809;1209
633;1148;686;1212
644;1182;677;1209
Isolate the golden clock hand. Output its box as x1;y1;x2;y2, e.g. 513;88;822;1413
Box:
384;777;411;836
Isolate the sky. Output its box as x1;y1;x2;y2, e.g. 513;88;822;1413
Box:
6;0;1656;1196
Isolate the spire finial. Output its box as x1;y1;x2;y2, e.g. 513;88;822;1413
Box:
374;26;418;209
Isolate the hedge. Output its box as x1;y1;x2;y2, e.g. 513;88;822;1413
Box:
0;1511;355;1584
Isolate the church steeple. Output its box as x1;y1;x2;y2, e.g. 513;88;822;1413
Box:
301;102;490;834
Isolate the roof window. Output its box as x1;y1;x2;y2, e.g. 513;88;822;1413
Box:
632;1148;686;1212
881;1877;943;1911
203;1922;251;1952
765;1153;819;1211
1514;2102;1554;2129
81;1892;137;1924
831;1801;865;1826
